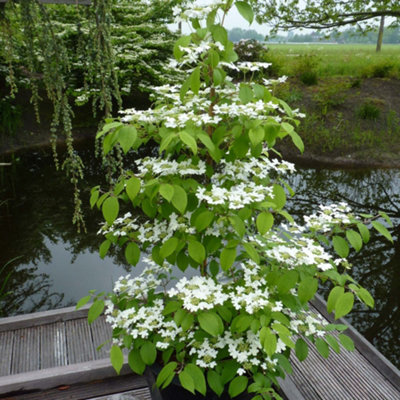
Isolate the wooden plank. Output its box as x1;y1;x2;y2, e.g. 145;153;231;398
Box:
10;374;150;400
0;304;89;332
11;327;40;374
0;358;139;395
90;315;112;360
65;318;95;364
40;322;68;369
89;387;152;400
277;374;307;400
0;331;14;376
311;295;400;391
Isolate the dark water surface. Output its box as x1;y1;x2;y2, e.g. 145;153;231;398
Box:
0;142;399;368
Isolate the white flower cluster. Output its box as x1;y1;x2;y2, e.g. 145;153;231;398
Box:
119;78;305;128
265;235;334;271
214;156;296;184
136;157;206;177
172;1;225;23
97;212;138;237
168;276;228;312
304;202;353;232
196;182;274;209
106;257;332;374
232;261;271;314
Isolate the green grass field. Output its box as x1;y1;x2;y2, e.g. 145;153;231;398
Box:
264;44;400;79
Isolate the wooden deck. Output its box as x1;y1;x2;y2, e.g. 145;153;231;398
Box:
0;299;399;400
0;306;150;399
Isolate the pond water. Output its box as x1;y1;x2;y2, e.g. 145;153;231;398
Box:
0;141;399;368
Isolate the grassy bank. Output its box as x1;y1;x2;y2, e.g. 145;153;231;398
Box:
260;44;400;165
265;44;400;80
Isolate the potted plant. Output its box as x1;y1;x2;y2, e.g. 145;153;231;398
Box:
78;1;393;398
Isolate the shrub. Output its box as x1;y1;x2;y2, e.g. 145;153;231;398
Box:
357;101;381;120
293;54;319;85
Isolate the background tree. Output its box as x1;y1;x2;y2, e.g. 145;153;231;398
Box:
253;0;400;51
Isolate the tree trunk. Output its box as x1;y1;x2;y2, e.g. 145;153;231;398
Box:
376;15;385;52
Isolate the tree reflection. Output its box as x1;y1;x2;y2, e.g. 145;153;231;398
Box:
287;167;400;367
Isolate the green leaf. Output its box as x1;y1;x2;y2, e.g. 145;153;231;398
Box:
207;370;224;397
211;25;228;45
228;376;248;398
99;239;111;259
372;221;393;243
262;329;277;357
160;132;176;153
128;349;146;374
235;1;254;24
126;177;141;202
335;292;354;320
256;212;274;235
159;184;175;202
117;125;137;154
179;131;197;155
102;197;119;225
185;364;206;395
357;223;370;244
190;67;201;94
174;35;191;60
220;247;236;271
282;122;304;153
140;342;157;365
125;242;140;266
272;184;286;209
160;237;179;259
194;210;214;232
110;345;124;374
180;75;191;101
297;277;318;304
198;311;223;336
295;338;308;361
277;270;298;294
243;242;260;264
88;300;105;324
315;338;330;359
325;335;341;354
156;362;177;389
90;189;99;209
209;49;220;68
339;334;355;351
181;313;195;331
358;287;374;308
188;240;206;264
76;295;91;310
96;121;123;139
346;229;363;252
332;235;349;258
239;83;253;104
229;215;245;238
249;126;264;147
172;185;187;214
179;370;195;394
379;211;393;227
231;314;253;333
163;301;181;316
327;286;344;313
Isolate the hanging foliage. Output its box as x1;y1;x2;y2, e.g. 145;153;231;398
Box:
0;0;182;232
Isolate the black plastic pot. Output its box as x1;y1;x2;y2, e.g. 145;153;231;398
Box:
144;367;253;400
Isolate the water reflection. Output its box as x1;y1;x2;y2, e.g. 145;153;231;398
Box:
0;145;399;367
0;142;133;316
286;167;400;368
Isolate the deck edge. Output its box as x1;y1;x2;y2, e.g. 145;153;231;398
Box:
311;294;400;391
0;358;144;395
0;304;90;332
